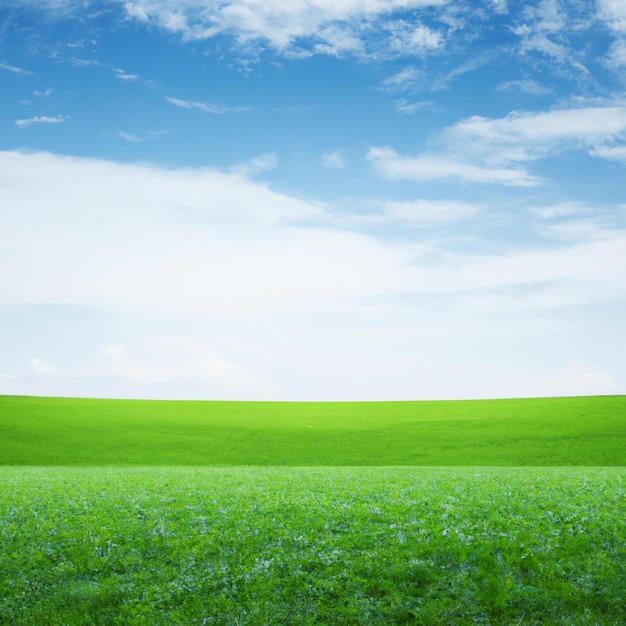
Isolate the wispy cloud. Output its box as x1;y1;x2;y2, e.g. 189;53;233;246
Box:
528;202;590;219
528;201;626;242
444;106;626;164
605;39;626;69
513;1;576;63
367;147;538;186
229;152;279;177
589;144;626;163
113;67;139;80
115;130;168;143
166;96;249;114
497;79;552;96
382;199;486;223
0;60;31;75
15;115;66;128
379;53;495;95
321;150;346;169
393;99;436;114
371;106;626;190
384;20;444;56
379;66;422;93
117;131;141;143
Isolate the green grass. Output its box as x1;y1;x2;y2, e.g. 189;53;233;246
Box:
1;395;624;624
1;467;624;625
1;394;624;465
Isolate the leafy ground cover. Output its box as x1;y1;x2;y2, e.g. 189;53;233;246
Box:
1;466;624;625
1;395;624;465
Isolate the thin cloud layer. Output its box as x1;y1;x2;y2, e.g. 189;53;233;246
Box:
367;147;538;186
2;150;625;399
167;97;250;114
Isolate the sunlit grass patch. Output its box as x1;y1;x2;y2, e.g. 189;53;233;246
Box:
1;395;624;465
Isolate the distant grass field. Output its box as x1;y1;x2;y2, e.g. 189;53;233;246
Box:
1;394;624;465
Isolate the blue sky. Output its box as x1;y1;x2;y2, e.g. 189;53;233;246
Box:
1;0;625;400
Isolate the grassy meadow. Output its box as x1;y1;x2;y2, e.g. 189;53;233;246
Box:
1;394;624;465
0;394;624;624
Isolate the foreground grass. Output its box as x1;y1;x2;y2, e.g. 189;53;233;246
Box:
1;395;624;465
1;467;624;625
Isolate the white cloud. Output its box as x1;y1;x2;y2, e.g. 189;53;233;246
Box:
590;144;626;163
528;202;626;242
385;21;443;55
367;146;538;186
115;129;168;143
511;0;594;76
491;0;508;14
0;150;406;319
120;0;448;57
166;96;249;114
497;79;552;96
113;67;139;80
605;39;626;68
393;99;435;114
444;106;626;164
321;149;346;169
598;0;626;32
117;131;141;143
536;219;624;242
1;150;624;400
380;66;422;93
312;24;365;57
520;0;566;35
529;202;590;219
367;107;626;198
380;54;494;95
1;61;31;75
15;115;66;128
229;152;279;177
383;199;485;223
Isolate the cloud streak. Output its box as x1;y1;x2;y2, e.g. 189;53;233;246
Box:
15;115;66;128
167;97;250;114
367;147;538;186
1;61;31;75
445;106;626;164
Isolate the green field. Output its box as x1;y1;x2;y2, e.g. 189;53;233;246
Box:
0;395;624;624
1;467;624;625
1;394;624;465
